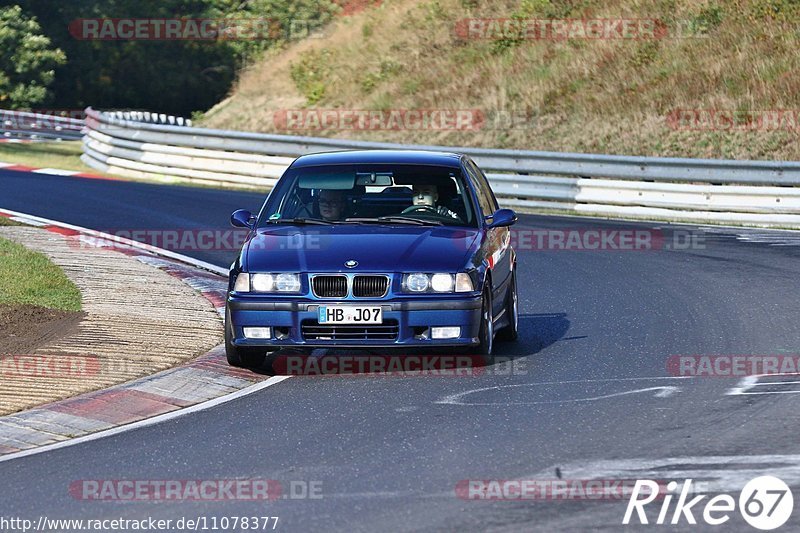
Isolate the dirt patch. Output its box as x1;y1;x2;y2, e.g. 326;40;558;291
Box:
0;304;85;354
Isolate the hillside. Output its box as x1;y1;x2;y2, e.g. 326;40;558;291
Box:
202;0;800;160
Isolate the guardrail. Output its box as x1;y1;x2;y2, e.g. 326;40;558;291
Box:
0;110;84;142
81;107;800;228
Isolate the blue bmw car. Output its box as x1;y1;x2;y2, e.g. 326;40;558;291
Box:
225;150;518;367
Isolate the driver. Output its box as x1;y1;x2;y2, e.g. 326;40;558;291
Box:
408;183;459;220
317;189;346;221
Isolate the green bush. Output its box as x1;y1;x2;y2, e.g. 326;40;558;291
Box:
290;48;334;104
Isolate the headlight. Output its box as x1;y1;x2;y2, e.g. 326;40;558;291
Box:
237;272;302;293
275;273;301;292
404;273;430;292
402;273;474;293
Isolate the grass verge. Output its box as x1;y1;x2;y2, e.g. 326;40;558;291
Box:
0;217;23;227
0;141;258;191
0;236;81;311
0;141;91;173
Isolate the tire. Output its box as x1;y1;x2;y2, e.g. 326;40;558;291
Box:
225;308;266;368
470;286;494;358
497;270;519;342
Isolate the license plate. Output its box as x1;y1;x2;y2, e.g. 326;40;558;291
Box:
318;306;382;324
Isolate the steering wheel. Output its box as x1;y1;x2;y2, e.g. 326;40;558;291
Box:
401;204;439;215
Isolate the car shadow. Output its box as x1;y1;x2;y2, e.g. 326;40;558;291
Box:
247;312;571;376
493;312;571;360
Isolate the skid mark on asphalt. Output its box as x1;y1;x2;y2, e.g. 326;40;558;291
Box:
435;377;690;406
531;454;800;494
727;373;800;395
700;226;800;247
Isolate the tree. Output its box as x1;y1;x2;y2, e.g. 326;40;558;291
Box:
11;0;339;115
0;5;66;108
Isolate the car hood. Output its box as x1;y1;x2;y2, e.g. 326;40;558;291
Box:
244;225;480;273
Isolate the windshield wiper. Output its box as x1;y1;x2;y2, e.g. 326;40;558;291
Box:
268;218;339;225
345;216;443;226
381;216;444;226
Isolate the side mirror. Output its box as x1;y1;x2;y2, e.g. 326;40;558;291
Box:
231;209;256;229
485;208;517;228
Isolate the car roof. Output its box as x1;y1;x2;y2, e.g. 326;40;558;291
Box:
290;150;464;169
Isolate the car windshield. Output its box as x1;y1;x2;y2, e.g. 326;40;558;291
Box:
259;164;478;227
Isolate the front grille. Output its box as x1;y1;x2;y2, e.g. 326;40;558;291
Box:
302;320;399;341
312;275;347;298
353;275;389;298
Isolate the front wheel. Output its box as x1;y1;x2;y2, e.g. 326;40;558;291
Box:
470;286;494;357
497;270;518;342
225;308;266;368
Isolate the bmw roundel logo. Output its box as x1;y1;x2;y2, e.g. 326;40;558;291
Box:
345;260;358;268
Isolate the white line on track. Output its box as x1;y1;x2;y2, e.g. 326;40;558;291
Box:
32;168;80;176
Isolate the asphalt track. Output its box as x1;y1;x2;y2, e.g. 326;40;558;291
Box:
2;169;800;531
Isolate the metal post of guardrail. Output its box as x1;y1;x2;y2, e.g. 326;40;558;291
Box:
0;109;85;142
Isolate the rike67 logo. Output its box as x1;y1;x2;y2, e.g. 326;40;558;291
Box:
624;476;793;530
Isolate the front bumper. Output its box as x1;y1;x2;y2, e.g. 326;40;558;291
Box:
227;295;483;348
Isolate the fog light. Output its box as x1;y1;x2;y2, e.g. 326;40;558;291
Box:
431;327;460;339
243;327;271;339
